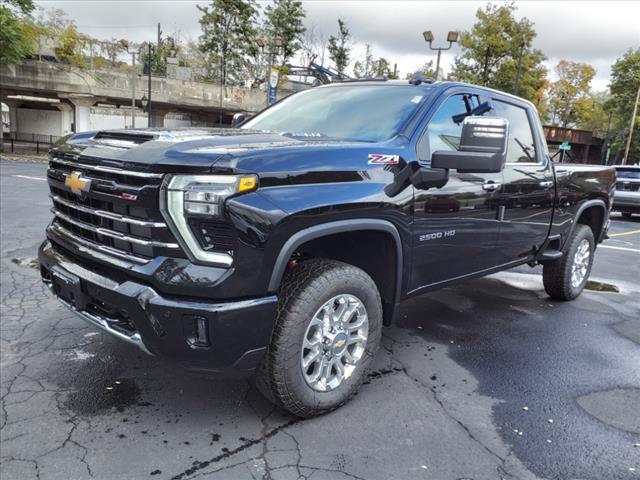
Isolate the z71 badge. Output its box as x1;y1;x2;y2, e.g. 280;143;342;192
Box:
368;154;400;165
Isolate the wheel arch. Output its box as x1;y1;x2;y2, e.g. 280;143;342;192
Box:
570;199;608;245
268;219;403;325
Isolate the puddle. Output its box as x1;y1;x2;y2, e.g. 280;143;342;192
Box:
585;280;620;293
11;257;39;269
49;354;142;416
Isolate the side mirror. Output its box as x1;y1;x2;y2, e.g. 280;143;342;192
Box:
431;116;509;173
231;112;246;127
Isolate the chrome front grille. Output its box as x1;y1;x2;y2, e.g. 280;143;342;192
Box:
47;153;184;263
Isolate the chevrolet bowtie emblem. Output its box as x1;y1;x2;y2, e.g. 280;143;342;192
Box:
64;171;91;195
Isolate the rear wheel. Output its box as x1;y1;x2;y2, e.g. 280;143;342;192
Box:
543;224;594;301
257;259;382;417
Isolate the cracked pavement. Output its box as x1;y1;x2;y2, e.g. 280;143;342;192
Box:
1;159;639;480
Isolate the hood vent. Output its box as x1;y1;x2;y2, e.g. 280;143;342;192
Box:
93;130;156;146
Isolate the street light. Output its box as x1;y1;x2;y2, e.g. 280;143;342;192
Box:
422;30;458;81
256;35;285;107
140;94;148;111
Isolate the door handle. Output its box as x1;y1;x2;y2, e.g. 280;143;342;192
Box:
482;182;502;191
539;180;553;188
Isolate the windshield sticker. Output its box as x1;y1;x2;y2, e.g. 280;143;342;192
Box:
411;95;423;104
368;154;400;165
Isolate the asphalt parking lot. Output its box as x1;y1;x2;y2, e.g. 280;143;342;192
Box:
1;159;639;480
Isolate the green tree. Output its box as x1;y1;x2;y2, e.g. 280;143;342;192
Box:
579;91;613;138
406;60;436;80
263;0;306;64
197;0;259;85
608;49;640;163
546;60;596;128
328;19;350;75
451;2;547;103
0;0;36;65
353;44;374;78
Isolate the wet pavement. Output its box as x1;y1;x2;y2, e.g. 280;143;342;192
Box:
1;159;639;480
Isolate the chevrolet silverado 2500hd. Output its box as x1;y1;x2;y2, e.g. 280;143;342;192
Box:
39;79;616;417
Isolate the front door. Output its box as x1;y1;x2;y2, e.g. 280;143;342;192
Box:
410;93;503;294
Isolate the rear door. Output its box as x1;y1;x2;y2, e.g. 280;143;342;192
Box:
489;98;555;263
410;92;503;293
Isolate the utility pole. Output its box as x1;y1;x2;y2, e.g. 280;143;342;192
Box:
514;40;526;96
147;42;152;127
130;51;136;128
622;84;640;165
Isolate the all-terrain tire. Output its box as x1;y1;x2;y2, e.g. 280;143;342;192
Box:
543;224;595;301
256;259;383;417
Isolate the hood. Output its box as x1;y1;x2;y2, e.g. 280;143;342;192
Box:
52;127;403;176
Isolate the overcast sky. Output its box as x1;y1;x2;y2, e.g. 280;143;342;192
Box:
35;0;640;90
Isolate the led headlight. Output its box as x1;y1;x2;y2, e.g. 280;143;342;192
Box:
162;174;257;266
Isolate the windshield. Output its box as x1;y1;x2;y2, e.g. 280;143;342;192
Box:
616;168;640;179
242;85;430;142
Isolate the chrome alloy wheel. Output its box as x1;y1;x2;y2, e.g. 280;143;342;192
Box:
301;294;369;392
571;238;591;288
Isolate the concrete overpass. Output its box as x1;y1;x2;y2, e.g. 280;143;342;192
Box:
1;60;278;137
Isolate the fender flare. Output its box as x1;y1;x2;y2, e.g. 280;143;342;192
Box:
267;219;404;304
568;199;608;244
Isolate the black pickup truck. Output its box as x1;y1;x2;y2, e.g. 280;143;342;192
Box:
39;79;615;417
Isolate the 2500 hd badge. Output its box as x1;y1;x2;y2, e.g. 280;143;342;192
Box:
419;230;456;241
40;79;615;417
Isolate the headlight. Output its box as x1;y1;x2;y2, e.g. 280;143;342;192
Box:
162;174;258;266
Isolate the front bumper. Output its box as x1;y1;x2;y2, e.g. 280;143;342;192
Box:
39;241;278;376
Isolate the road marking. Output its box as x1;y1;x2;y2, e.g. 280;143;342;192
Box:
600;244;640;253
609;229;640;238
11;174;46;181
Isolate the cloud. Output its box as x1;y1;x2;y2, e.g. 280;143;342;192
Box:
36;0;639;87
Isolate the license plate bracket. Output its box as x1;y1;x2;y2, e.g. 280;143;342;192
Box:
51;266;88;310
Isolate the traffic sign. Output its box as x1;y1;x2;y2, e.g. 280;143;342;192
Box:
559;141;571;151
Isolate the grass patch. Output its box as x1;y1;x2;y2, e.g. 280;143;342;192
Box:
585;280;620;293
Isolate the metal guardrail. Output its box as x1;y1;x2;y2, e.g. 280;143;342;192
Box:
2;132;62;153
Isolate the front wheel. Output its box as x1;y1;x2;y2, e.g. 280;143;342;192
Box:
543;224;595;301
257;259;383;417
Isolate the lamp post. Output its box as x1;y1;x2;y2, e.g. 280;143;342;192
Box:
140;94;148;127
422;30;458;81
256;35;284;107
514;39;526;96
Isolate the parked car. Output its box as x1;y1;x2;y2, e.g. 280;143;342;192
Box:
39;80;615;417
613;165;640;218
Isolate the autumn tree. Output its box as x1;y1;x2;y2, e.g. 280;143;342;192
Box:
451;2;547;103
328;19;351;75
197;0;259;85
263;0;306;64
546;60;596;128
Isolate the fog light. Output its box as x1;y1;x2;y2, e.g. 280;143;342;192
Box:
184;315;210;347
